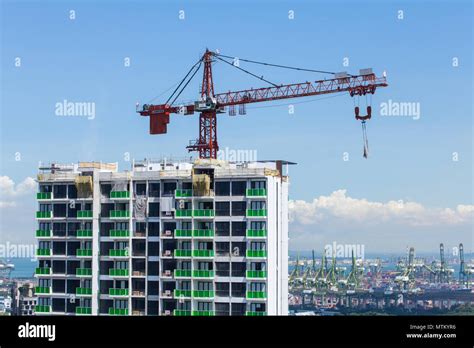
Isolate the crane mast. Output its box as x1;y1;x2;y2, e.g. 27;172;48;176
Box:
137;49;388;159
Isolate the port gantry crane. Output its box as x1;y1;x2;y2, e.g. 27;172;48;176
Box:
137;49;388;159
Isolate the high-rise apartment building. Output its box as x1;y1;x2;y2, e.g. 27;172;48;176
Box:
34;159;289;316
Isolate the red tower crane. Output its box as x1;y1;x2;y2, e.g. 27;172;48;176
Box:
137;49;388;159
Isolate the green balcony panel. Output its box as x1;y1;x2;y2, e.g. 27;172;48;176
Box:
246;270;267;278
109;229;130;238
109;288;129;296
77;249;92;257
192;249;214;258
35;230;52;238
192;229;214;238
174;269;192;278
36;248;51;256
192;270;214;278
175;189;193;197
35;305;51;313
35;267;51;275
76;268;92;276
174;289;192;298
76;307;92;315
193;209;215;217
109;249;129;257
173;309;191;316
192;310;215;316
246;229;267;238
76;287;92;296
110;191;130;199
109;268;129;277
174;249;192;258
110;210;130;219
246;209;267;217
36;211;52;219
109;308;128;315
246;291;267;299
77;210;93;219
37;192;52;200
175;209;192;218
192;290;214;298
76;230;93;238
246;250;267;258
246;311;267;316
246;188;267;197
174;229;192;238
35;286;50;294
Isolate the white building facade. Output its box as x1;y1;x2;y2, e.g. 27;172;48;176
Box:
34;159;289;316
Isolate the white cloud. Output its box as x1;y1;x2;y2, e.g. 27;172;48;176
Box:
0;176;36;208
289;189;473;227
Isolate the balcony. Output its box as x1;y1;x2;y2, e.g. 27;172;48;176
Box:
246;250;267;258
175;209;192;218
174;249;192;258
76;249;92;257
192;229;214;238
193;209;214;218
174;229;192;238
35;229;51;238
175;189;193;198
109;249;129;257
246;209;267;218
36;248;51;257
246;311;267;316
110;210;130;219
35;305;51;313
109;268;129;277
76;230;93;238
174;289;192;298
76;287;92;296
109;288;129;297
109;230;129;238
36;211;52;219
110;191;130;199
192;249;214;258
246;270;267;279
76;307;92;315
35;267;51;275
246;291;267;299
77;210;92;219
192;290;214;298
37;192;52;200
246;188;266;197
174;269;192;278
246;229;267;238
109;308;128;315
76;268;92;277
35;286;50;294
192;270;214;278
192;310;215;316
173;309;191;316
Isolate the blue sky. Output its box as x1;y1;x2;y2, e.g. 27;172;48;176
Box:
0;0;472;253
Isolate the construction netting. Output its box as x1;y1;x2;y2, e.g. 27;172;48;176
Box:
75;176;93;198
134;196;147;220
112;181;128;192
192;173;211;196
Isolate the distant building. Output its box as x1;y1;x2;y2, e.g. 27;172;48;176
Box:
35;159;290;316
14;281;36;316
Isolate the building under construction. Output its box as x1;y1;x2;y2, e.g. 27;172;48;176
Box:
34;159;289;316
